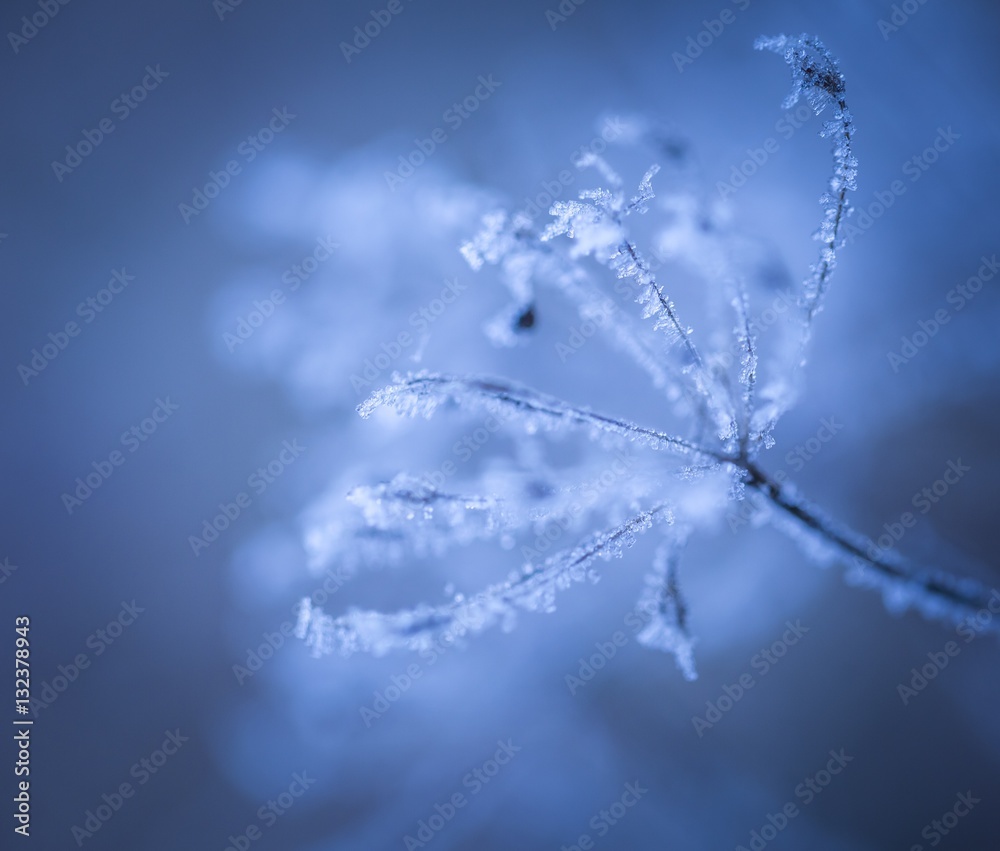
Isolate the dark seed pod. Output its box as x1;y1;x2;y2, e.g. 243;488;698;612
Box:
515;305;536;330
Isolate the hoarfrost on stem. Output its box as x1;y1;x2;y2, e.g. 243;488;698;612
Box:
755;33;858;333
298;34;997;673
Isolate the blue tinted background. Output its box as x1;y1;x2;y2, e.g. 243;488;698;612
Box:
3;0;999;848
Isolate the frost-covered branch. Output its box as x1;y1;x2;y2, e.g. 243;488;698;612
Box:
756;33;857;332
296;504;674;657
616;238;704;372
731;279;757;457
359;372;721;461
346;474;506;546
744;462;996;629
296;32;994;676
636;533;697;680
542;156;737;432
461;211;706;414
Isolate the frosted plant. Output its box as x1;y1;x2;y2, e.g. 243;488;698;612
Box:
296;34;995;678
755;33;857;333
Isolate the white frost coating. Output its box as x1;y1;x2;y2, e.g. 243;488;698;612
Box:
460;210;539;346
636;537;698;680
750;469;995;630
297;34;997;671
756;33;857;328
358;372;716;461
628;164;660;214
346;474;507;549
543;154;739;438
301;504;674;657
459;209;511;271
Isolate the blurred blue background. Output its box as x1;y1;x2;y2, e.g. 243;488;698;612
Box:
3;0;999;848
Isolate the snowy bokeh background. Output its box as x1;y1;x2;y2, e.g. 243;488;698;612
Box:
4;0;1000;848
